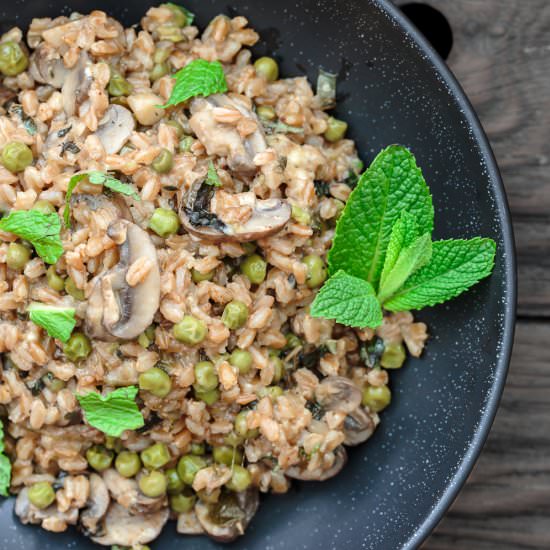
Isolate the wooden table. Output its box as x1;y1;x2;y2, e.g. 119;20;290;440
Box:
391;1;550;548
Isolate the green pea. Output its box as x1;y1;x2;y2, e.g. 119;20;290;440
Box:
108;71;132;97
32;200;55;215
64;332;91;362
46;265;65;292
138;332;151;348
138;470;167;498
380;343;406;369
105;436;122;453
65;278;85;301
291;204;312;225
86;445;114;472
234;410;259;439
1;141;33;173
257;386;283;400
241;242;257;255
6;242;30;271
240;254;267;284
151;148;174;174
362;385;391;412
177;455;206;485
324;117;348;142
149;207;180;238
179;136;195;153
27;481;55;509
221;300;249;330
303;254;327;289
170;490;196;513
157;24;185;43
256;105;276;121
0;41;29;76
141;443;170;470
195;388;219;405
173;315;207;345
284;333;302;350
224;431;244;447
191;268;214;283
150;62;169;82
163;3;190;27
139;367;172;398
229;349;252;374
115;451;142;478
165;120;184;138
44;376;65;392
190;442;205;455
226;465;251;492
270;355;284;383
213;445;242;466
254;57;279;82
166;468;184;494
154;47;172;64
193;361;218;393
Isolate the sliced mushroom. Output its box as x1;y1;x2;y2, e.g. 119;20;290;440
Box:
180;181;290;242
314;376;362;414
95;104;135;154
15;487;79;529
177;510;206;535
80;473;110;536
71;193;133;222
61;52;92;117
102;469;166;514
85;220;160;340
285;446;347;481
343;407;376;446
190;94;267;174
90;502;169;547
195;488;259;543
29;43;69;88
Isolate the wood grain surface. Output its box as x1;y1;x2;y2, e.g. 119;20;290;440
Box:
392;1;550;548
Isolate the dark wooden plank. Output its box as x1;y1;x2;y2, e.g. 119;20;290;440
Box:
395;0;550;316
424;321;550;549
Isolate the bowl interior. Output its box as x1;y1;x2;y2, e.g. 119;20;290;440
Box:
0;1;515;549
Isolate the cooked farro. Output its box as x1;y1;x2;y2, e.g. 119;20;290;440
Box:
0;5;429;547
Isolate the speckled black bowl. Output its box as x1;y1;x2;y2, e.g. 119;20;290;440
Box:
0;0;516;548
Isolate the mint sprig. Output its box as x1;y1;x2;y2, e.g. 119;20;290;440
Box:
28;303;76;343
0;420;11;497
163;59;228;108
311;145;496;328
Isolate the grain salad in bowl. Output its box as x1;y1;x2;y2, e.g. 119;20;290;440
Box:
0;4;497;547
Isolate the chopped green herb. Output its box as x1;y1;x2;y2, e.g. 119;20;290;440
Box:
163;59;228;108
316;68;337;109
63;171;140;227
28;303;76;343
205;161;222;187
0;210;63;264
76;386;145;437
166;2;195;24
0;420;10;497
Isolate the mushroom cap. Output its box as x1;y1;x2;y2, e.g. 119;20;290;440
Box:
29;43;68;88
61;51;92;117
177;510;206;535
343;407;376;446
90;502;169;547
314;376;362;414
180;183;290;243
85;220;160;340
15;487;79;526
95;104;135;154
195;488;259;542
80;473;110;536
285;446;347;481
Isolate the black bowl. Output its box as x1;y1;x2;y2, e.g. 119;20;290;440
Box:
0;1;516;548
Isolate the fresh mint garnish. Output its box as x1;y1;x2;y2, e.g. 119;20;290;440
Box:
163;59;228;108
64;171;140;227
28;303;76;343
311;145;496;329
0;420;10;497
0;210;63;264
76;386;144;437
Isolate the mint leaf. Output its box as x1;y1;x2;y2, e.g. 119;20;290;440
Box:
0;210;63;264
77;386;145;437
28;303;76;343
384;238;496;311
0;420;10;497
310;270;383;328
378;233;432;304
164;59;228;108
64;171;140;227
166;3;195;24
328;145;434;290
206;161;222;187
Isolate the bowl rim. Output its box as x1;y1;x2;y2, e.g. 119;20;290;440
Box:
373;1;517;547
